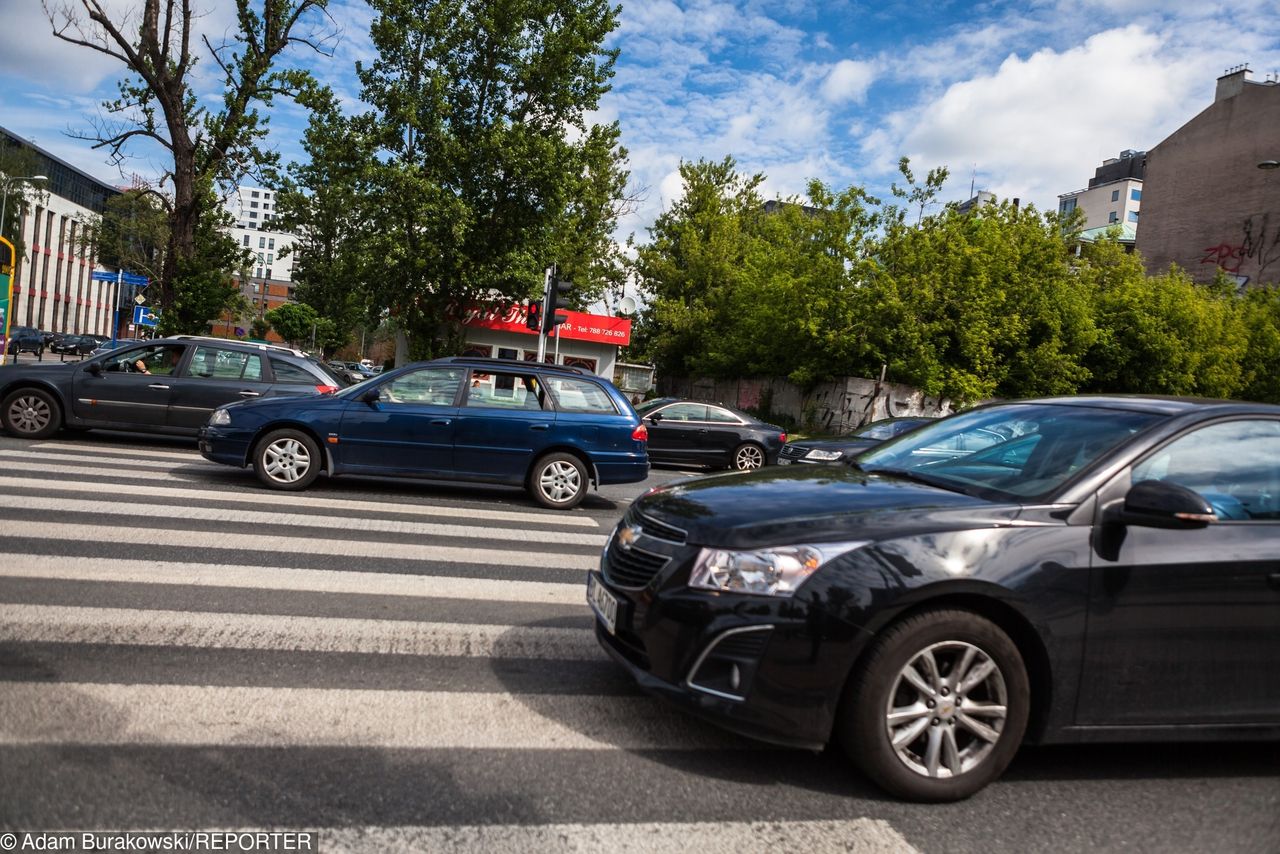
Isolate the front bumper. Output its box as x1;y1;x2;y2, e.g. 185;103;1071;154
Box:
198;425;254;467
588;561;869;751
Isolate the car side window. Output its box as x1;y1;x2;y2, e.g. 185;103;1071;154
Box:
465;372;547;410
381;367;463;405
270;359;319;384
657;403;707;422
705;407;740;423
1131;420;1280;521
544;377;618;414
189;346;263;381
102;344;183;375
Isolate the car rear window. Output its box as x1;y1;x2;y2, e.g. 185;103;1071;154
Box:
544;376;618;414
271;358;322;384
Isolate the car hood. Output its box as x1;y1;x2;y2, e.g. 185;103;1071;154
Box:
788;437;878;454
637;465;1022;549
0;362;74;374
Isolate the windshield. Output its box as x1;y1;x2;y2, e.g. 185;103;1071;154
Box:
858;403;1160;499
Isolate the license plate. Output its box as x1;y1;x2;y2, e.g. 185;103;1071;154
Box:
587;574;618;635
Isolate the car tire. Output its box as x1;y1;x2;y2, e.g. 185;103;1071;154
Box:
1;387;62;439
731;442;766;471
528;451;589;510
253;428;322;491
838;608;1029;802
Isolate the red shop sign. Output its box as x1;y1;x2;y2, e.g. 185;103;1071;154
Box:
460;302;631;346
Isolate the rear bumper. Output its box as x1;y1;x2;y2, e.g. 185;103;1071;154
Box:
594;455;650;485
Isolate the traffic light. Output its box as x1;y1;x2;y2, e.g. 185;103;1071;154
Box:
525;299;541;331
541;277;572;334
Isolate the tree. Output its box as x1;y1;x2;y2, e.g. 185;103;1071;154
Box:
272;85;372;352
44;0;333;324
355;0;628;357
0;140;46;262
265;301;319;348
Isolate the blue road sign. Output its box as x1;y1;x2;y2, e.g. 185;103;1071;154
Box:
132;305;159;327
90;270;117;282
91;269;150;287
122;272;150;287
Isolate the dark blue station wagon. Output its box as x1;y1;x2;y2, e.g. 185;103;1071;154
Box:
199;357;650;509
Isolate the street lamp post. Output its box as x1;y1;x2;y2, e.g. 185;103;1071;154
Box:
0;175;49;239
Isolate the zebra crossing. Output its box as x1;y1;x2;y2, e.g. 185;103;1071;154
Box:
0;437;919;853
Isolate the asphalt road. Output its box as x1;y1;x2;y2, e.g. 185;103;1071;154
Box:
0;429;1276;853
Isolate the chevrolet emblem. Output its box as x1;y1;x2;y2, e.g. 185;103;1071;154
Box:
617;524;642;551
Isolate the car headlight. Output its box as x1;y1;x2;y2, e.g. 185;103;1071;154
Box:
689;541;869;597
804;448;844;461
209;408;231;426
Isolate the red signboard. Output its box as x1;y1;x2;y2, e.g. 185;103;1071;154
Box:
460;302;631;346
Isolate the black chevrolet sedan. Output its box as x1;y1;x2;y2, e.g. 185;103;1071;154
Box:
779;416;934;465
588;396;1280;801
635;397;787;470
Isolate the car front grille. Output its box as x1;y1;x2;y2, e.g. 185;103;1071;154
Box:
630;509;687;544
779;444;808;460
604;542;670;589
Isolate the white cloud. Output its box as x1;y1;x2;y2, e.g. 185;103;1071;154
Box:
821;59;875;103
863;25;1237;210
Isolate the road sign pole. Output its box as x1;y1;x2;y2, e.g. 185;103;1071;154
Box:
110;269;123;346
536;267;551;363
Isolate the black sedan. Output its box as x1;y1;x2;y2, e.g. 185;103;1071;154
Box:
51;334;109;357
588;396;1280;801
779;416;934;465
635;397;787;470
0;335;345;439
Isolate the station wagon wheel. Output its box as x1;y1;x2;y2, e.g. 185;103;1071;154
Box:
1;387;62;439
529;452;588;510
732;442;765;471
254;428;322;491
839;608;1029;802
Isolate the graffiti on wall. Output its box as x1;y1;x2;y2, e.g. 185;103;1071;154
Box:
1200;214;1280;285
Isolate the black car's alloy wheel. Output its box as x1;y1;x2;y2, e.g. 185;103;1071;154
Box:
253;428;322;490
839;608;1029;802
1;387;61;439
731;442;766;471
529;452;588;510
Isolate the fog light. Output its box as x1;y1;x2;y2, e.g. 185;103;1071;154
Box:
729;663;741;692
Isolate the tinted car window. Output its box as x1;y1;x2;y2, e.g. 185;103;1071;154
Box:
861;403;1158;499
706;406;741;423
271;358;318;384
1132;419;1280;520
103;344;184;375
545;376;617;414
381;367;464;405
658;403;707;422
466;372;547;410
190;346;262;381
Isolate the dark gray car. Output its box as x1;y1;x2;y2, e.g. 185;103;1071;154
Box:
0;335;347;439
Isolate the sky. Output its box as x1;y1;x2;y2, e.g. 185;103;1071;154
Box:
2;0;1278;246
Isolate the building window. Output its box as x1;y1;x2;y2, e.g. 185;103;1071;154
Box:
251;190;259;198
249;211;257;218
1130;188;1142;202
250;201;258;209
266;253;273;263
242;234;249;246
268;238;275;249
1110;189;1120;202
255;267;263;277
259;236;266;248
257;252;264;263
1059;198;1077;214
1108;211;1118;223
1128;211;1139;223
265;268;272;279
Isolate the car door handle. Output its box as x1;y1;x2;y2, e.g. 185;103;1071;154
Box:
430;419;451;426
239;391;262;398
1268;572;1280;590
529;423;550;431
148;384;170;390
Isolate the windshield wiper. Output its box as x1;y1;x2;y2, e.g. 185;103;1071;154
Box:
860;466;974;496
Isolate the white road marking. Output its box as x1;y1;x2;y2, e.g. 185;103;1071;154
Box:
0;682;753;750
0;470;602;527
0;494;608;546
0;521;597;569
0;555;588;605
30;442;201;461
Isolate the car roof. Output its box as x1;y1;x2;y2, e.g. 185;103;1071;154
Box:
430;356;592;376
1006;394;1280;417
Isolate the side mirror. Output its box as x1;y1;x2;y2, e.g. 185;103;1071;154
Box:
86;362;103;376
1106;479;1216;529
360;387;382;405
649;412;662;424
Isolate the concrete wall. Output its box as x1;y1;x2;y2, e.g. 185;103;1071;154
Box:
1136;71;1280;288
658;375;954;434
